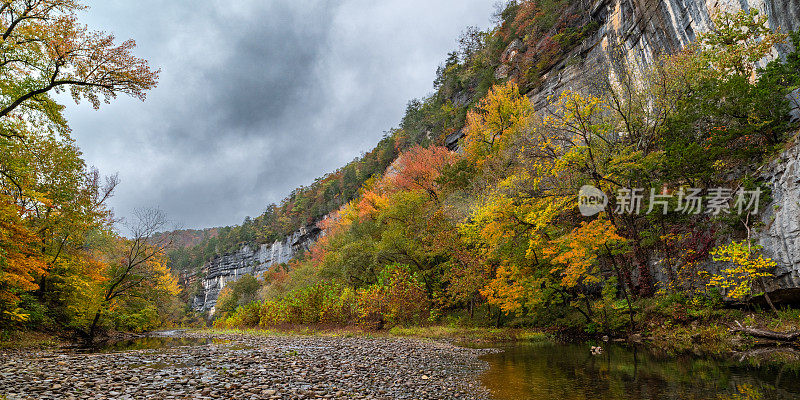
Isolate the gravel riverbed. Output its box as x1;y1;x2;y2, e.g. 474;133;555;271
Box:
0;332;495;400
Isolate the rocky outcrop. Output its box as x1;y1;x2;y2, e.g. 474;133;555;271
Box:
446;0;800;154
523;0;800;107
192;223;322;312
759;141;800;301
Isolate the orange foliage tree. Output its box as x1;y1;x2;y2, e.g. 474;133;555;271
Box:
0;0;159;133
545;219;627;288
0;194;46;322
386;145;456;202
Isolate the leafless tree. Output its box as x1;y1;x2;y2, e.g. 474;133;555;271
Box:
84;208;173;341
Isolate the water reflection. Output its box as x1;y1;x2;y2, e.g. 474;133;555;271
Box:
76;335;223;353
481;342;800;400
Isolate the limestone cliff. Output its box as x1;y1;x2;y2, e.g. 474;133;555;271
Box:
759;142;800;301
445;0;800;152
192;223;322;312
525;0;800;107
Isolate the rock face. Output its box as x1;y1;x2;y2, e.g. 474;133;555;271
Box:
759;143;800;301
447;0;800;153
192;223;322;313
523;0;800;107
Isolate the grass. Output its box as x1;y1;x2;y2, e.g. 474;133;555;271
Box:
199;303;800;361
197;324;551;344
647;321;743;356
0;330;62;350
631;297;800;356
386;325;550;342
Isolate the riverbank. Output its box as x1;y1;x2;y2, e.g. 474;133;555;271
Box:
206;325;551;345
0;331;494;400
3;325;800;400
207;306;800;360
0;331;63;350
4;306;799;360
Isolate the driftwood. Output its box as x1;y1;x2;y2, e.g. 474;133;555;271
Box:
730;320;800;342
734;346;800;363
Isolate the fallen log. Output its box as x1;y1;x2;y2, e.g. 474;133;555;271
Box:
734;346;800;363
730;320;800;342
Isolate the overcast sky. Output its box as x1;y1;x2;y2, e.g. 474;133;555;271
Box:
63;0;495;230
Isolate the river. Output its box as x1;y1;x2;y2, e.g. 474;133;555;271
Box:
480;341;800;400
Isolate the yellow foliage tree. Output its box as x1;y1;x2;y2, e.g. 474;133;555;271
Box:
74;209;180;340
706;240;777;311
463;82;532;167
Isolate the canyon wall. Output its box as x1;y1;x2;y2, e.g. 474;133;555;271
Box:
441;0;800;152
524;0;800;107
759;142;800;301
191;223;322;312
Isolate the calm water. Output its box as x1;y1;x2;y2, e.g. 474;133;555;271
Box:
71;330;222;353
480;342;800;400
86;336;215;353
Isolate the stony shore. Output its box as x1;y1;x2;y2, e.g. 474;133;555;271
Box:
0;332;494;400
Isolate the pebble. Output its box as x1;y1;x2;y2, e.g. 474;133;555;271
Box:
0;332;493;399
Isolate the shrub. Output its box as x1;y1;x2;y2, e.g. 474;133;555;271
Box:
356;285;386;330
215;274;260;318
114;305;160;332
320;286;357;325
259;300;290;327
357;265;429;329
213;302;260;329
256;282;356;327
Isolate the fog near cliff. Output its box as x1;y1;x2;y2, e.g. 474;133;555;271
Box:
62;0;495;230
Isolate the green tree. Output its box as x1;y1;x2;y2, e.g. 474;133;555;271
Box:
215;274;260;317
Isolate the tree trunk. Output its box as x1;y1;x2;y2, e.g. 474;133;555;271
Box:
87;309;103;344
759;278;778;313
469;297;474;320
606;245;635;332
731;320;799;341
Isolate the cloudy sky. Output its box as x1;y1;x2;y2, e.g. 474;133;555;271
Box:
63;0;495;230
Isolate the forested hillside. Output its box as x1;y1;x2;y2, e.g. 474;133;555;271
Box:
167;0;602;274
211;2;800;337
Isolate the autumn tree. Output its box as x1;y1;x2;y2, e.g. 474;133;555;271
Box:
0;193;46;324
463;81;532;169
78;209;179;341
0;0;159;139
0;130;120;330
386;145;455;202
215;274;260;317
0;0;160;333
705;240;778;312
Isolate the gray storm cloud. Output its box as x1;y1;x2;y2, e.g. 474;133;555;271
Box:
63;0;494;230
